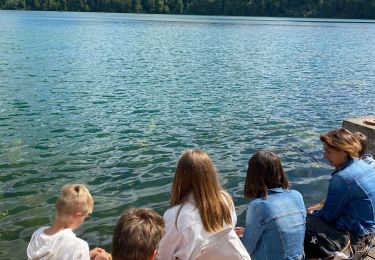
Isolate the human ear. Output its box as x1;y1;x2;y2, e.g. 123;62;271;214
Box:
74;212;82;218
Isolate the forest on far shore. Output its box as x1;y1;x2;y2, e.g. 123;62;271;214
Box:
1;0;375;19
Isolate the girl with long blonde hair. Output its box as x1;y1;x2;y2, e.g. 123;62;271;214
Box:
157;149;250;260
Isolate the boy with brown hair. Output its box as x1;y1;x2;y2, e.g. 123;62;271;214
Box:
27;184;108;260
111;208;165;260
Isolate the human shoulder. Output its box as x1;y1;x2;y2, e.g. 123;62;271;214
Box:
61;230;90;259
336;160;373;181
288;189;304;199
55;229;88;248
31;226;49;237
164;200;200;230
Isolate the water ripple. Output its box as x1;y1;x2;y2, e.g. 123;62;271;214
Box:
1;11;375;259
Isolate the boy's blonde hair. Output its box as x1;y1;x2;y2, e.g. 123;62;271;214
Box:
56;184;94;217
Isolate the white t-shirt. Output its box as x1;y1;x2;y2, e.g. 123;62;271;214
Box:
27;227;90;260
157;192;251;260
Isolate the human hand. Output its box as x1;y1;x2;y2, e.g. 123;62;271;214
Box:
90;247;110;260
306;207;316;214
306;200;325;214
234;227;245;238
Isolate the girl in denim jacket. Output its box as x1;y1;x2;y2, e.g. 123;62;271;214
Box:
237;151;306;260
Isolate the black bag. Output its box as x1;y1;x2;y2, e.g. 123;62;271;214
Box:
304;214;350;259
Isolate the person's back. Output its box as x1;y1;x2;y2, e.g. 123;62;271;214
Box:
160;192;250;260
239;151;306;260
27;184;107;260
157;149;251;260
27;227;89;260
243;189;305;260
193;227;251;260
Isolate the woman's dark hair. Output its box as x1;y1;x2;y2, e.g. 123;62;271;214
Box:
244;151;289;198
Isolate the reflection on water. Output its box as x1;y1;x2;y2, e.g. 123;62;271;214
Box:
1;11;375;259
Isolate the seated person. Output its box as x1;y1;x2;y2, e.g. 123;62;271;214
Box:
27;184;109;260
306;128;375;258
157;149;250;260
237;151;306;260
111;208;165;260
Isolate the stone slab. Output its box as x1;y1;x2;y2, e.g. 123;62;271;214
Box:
342;116;375;157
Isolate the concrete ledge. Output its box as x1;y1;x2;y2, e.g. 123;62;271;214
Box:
342;116;375;156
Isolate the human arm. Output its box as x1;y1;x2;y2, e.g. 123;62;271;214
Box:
313;175;350;221
240;203;264;255
306;200;325;214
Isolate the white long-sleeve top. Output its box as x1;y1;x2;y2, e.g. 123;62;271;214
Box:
27;227;90;260
157;192;251;260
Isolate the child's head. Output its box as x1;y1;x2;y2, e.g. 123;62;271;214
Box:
244;151;289;198
354;131;368;158
171;149;220;205
171;149;232;232
111;208;165;260
55;184;94;228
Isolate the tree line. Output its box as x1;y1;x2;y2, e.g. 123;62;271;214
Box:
1;0;374;19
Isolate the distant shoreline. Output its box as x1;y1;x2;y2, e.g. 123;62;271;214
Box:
1;0;374;21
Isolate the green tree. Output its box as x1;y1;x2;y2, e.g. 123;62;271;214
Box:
144;0;155;12
123;0;132;11
175;0;182;13
33;0;40;8
132;0;141;12
155;0;162;12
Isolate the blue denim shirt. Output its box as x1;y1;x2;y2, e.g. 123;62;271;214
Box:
241;188;306;260
314;159;375;235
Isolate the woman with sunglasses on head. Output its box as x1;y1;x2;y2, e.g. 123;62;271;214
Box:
305;128;375;259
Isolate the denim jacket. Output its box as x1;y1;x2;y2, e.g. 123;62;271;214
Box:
241;188;306;260
314;159;375;235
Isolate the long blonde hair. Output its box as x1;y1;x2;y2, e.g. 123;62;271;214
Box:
171;149;233;232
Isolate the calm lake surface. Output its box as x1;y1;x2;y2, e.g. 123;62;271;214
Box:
0;10;375;259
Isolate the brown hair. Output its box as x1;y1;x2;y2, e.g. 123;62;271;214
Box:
354;131;368;158
56;184;94;217
170;149;233;233
111;208;165;260
244;151;289;198
320;128;361;159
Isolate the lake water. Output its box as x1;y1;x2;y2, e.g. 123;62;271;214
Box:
0;10;375;259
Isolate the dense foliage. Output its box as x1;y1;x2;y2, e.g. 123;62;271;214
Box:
1;0;374;19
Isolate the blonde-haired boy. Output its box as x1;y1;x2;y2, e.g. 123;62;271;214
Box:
27;184;108;260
